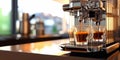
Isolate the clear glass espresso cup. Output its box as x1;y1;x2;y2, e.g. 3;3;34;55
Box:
74;25;89;45
93;26;106;42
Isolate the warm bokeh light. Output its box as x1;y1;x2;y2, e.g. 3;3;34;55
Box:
106;17;114;31
53;0;69;4
107;1;113;13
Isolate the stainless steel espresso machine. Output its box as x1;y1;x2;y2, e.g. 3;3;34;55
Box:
61;0;120;57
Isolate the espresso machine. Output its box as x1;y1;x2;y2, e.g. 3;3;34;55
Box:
61;0;120;57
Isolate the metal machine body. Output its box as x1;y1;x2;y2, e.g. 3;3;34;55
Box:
61;0;120;56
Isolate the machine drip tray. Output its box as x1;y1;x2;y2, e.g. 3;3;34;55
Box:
61;42;106;52
60;42;119;58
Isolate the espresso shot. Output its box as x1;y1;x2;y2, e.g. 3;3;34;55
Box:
74;32;88;45
94;31;104;39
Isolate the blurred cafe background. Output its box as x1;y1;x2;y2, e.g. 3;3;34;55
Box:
16;0;70;36
0;0;70;37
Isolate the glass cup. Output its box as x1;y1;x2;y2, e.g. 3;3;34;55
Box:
68;27;75;44
93;26;106;42
74;25;89;45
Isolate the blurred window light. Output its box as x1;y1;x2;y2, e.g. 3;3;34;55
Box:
44;19;55;26
18;0;64;17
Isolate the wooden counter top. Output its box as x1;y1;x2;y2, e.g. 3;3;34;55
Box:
0;39;119;60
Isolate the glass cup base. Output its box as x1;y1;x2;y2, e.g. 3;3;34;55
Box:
76;42;88;45
94;39;103;42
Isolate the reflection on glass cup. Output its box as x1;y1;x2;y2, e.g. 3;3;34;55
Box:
68;29;74;38
93;26;106;41
74;26;89;45
68;28;75;44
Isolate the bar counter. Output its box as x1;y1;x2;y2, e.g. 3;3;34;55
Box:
0;38;120;60
0;34;69;46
